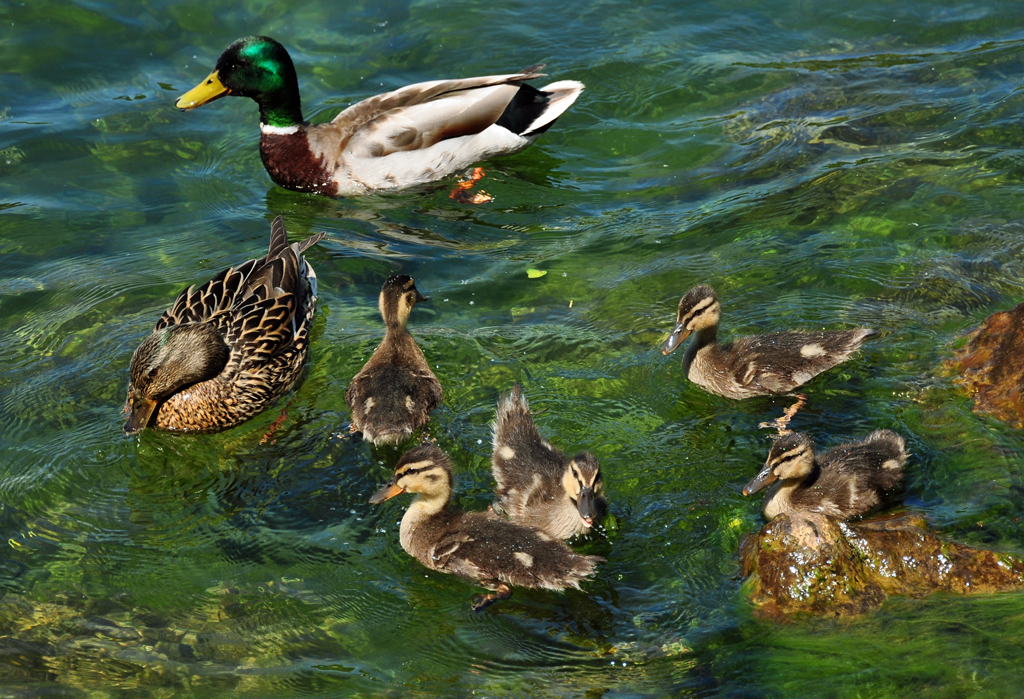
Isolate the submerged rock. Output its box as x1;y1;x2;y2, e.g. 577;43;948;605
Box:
955;301;1024;427
740;512;1024;617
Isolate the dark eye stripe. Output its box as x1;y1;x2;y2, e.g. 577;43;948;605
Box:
683;298;715;324
682;309;698;324
399;466;434;477
774;449;805;464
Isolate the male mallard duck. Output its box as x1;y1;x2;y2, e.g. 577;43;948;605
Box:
125;216;324;434
175;36;585;197
345;274;442;445
370;444;603;610
661;284;877;399
743;430;907;520
491;384;606;540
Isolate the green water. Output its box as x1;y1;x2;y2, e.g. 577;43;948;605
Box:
3;0;1024;696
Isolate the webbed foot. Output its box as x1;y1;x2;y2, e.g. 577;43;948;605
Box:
758;394;807;434
260;409;289;445
333;423;363;443
449;167;493;204
471;584;512;611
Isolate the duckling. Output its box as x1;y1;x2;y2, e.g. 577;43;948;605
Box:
661;285;876;399
369;444;603;610
743;430;907;521
125;216;323;434
176;36;584;197
345;274;442;445
491;384;606;540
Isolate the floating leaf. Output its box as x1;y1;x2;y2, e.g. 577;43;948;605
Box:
526;269;547;278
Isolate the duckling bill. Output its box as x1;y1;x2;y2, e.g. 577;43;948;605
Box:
744;430;906;521
345;274;442;445
370;444;603;611
176;36;585;197
125;216;323;434
662;284;877;399
491;384;606;539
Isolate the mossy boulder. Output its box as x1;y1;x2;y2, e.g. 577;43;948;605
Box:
955;301;1024;427
740;512;1024;617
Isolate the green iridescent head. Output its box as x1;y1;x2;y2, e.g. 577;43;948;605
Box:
176;36;304;128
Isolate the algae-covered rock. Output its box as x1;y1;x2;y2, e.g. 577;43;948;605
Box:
955;301;1024;427
741;512;1024;617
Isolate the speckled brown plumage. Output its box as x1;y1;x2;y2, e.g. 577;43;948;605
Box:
662;284;877;399
743;430;907;521
345;274;441;445
124;216;324;434
491;384;606;540
370;444;603;610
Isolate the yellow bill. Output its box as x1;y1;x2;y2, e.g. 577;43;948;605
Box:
176;71;229;110
369;481;405;504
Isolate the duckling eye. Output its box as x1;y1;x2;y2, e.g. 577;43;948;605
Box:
572;469;580;480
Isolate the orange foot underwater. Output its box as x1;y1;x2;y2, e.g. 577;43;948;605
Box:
260;410;288;445
471;583;512;611
758;394;807;435
449;167;493;204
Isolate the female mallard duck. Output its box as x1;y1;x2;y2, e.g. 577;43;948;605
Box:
370;444;603;610
345;274;442;445
661;284;877;399
125;216;324;434
743;430;907;520
491;384;606;540
175;36;585;197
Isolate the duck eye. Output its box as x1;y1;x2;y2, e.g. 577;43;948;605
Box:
147;368;159;379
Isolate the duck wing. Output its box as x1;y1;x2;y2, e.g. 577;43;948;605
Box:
823;430;907;492
230;222;323;368
797;430;907;518
154;261;260;331
726;328;877;394
155;216;323;367
491;384;567;505
329;69;546;152
436;512;602;592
